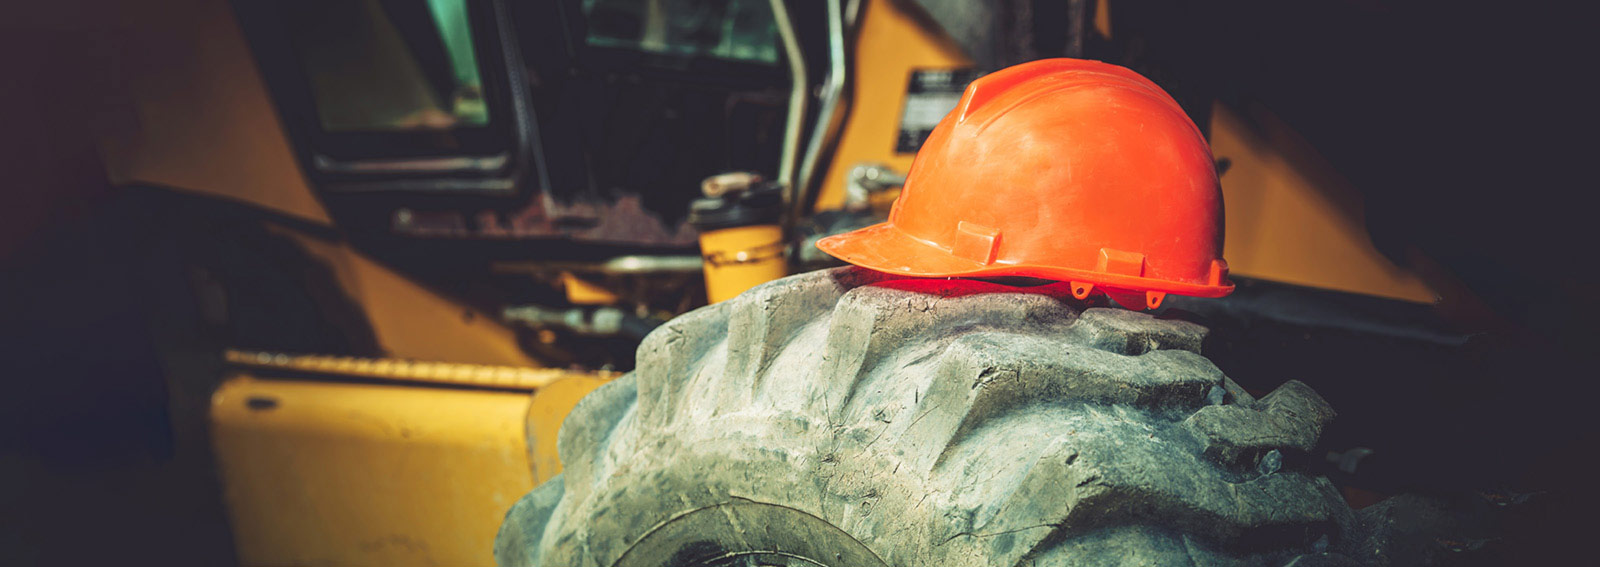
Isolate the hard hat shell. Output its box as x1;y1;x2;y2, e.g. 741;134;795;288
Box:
817;58;1232;308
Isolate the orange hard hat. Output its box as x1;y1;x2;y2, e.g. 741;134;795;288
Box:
817;58;1232;309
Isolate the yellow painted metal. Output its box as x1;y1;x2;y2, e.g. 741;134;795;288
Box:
525;374;615;484
97;0;331;225
269;224;539;366
698;224;788;302
562;271;622;305
1095;0;1113;39
223;349;594;391
813;0;973;211
1209;103;1437;303
212;374;535;567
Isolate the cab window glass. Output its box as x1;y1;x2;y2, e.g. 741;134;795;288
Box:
582;0;781;64
282;0;489;131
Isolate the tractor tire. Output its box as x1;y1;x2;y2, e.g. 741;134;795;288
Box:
497;268;1367;566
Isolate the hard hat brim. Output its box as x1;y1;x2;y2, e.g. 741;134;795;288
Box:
816;222;1234;298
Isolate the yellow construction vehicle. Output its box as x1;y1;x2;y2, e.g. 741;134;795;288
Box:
5;0;1586;565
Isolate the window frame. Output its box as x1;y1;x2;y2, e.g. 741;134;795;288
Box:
234;0;538;194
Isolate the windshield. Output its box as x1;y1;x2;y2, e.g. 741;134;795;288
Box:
582;0;781;65
282;0;490;131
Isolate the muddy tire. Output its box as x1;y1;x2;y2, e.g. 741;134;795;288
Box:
497;268;1367;566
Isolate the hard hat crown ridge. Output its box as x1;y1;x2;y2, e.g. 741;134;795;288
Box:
817;58;1232;309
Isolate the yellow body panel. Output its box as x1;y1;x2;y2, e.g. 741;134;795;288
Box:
97;0;331;225
813;0;973;211
1209;104;1437;302
526;374;616;483
211;363;610;567
562;272;623;305
698;224;788;302
212;375;534;566
271;225;538;366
